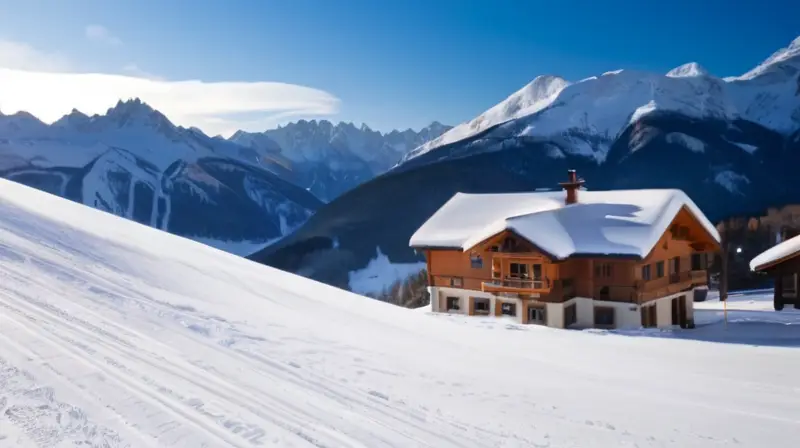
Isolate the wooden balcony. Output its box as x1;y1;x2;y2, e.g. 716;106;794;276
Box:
596;270;708;304
491;252;547;260
481;277;552;294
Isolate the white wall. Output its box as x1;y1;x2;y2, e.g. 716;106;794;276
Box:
652;290;698;328
428;287;699;330
429;287;440;312
589;299;641;329
573;297;595;327
545;302;565;328
562;297;639;329
656;299;672;327
432;287;510;319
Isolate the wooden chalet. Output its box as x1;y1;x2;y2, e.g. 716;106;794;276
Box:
750;234;800;310
409;170;721;330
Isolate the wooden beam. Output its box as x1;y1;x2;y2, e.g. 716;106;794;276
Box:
425;250;433;287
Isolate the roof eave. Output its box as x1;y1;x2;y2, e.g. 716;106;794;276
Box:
567;252;643;261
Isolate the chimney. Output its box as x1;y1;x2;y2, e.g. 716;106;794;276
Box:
558;169;585;205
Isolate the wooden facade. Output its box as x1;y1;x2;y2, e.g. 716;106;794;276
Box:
751;252;800;311
424;206;719;326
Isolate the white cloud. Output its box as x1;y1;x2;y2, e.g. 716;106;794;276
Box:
85;25;123;46
0;41;341;137
121;63;162;80
0;40;73;72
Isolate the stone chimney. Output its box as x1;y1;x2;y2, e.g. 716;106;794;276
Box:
559;169;585;205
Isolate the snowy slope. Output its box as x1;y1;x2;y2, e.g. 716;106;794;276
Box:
231;120;451;201
402;36;800;164
1;181;800;447
0;99;322;252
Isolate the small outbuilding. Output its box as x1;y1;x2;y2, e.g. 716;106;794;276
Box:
750;235;800;310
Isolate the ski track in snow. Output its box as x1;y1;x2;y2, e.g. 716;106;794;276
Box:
0;178;799;447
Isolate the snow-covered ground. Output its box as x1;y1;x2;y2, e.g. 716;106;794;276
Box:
1;179;799;447
347;247;426;296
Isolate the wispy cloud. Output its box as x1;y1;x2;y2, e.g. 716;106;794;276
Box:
121;63;162;80
85;25;123;46
0;40;340;137
0;40;73;72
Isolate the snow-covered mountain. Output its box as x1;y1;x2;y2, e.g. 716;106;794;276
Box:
401;36;800;166
255;36;800;294
0;99;323;254
231;120;451;201
0;177;797;447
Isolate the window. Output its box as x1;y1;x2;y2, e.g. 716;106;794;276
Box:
594;263;612;277
670;256;681;273
656;261;665;278
489;245;499;252
528;306;546;324
446;297;460;311
473;298;490;315
509;263;528;278
449;277;463;287
691;253;704;271
502;237;518;252
532;264;542;281
641;264;651;281
594;306;615;327
671;225;690;240
564;303;577;327
470;254;483;269
500;302;516;316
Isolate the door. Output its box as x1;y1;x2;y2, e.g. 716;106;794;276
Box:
678;295;688;328
528;306;545;325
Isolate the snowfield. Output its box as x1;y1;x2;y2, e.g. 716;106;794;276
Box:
0;179;799;447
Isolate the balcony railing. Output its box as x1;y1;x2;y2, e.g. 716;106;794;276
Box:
482;277;551;294
595;270;708;304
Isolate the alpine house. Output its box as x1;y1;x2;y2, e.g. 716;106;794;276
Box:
409;170;721;329
750;234;800;311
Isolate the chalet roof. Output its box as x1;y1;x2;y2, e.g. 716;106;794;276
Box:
409;189;720;259
750;234;800;272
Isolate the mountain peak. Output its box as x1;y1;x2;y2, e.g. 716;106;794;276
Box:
53;108;90;128
736;35;800;80
423;120;448;131
666;62;709;78
789;35;800;51
103;97;174;131
107;97;156;116
501;75;570;116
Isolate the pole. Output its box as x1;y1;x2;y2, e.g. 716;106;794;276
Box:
723;296;728;329
720;220;729;302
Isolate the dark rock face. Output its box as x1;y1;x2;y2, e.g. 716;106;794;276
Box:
250;112;800;290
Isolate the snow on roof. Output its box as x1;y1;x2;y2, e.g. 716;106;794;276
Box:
409;189;720;259
750;234;800;271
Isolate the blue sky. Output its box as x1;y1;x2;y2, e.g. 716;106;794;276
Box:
0;0;797;135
